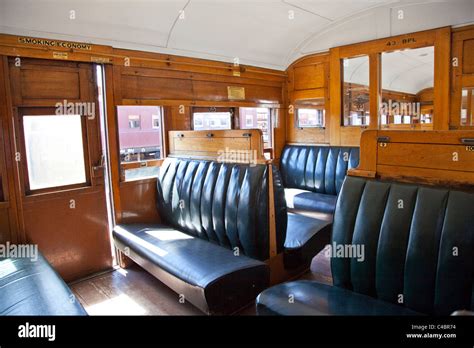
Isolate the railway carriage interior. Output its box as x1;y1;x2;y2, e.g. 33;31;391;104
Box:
0;0;474;345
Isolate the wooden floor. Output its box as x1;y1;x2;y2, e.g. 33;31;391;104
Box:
70;245;332;316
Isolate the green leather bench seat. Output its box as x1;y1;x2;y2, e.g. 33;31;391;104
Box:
257;176;474;315
0;252;87;315
113;158;287;315
281;145;360;268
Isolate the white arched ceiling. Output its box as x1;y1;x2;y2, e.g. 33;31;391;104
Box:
0;0;473;70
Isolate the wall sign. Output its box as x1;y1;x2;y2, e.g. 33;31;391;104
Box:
227;86;245;100
18;37;92;50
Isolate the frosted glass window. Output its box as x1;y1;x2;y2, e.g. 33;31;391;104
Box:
23;115;86;191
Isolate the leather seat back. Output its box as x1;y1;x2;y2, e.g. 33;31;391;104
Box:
280;145;359;195
332;176;474;315
156;158;287;261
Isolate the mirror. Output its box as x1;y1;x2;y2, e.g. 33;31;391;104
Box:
342;55;370;126
380;46;434;128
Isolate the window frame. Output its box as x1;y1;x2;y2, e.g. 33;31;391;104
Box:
191;107;234;131
117;105;165;182
17;107;91;195
341;55;371;128
296;107;325;128
238;107;274;150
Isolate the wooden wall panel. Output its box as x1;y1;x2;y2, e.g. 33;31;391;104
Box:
351;130;474;188
287;54;330;145
121;75;193;100
22;190;111;281
462;39;474;74
20;69;80;99
0;209;12;244
107;45;285;225
451;25;474;129
119;180;160;224
293;64;325;90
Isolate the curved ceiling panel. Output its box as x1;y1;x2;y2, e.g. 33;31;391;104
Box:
0;0;473;70
167;0;327;68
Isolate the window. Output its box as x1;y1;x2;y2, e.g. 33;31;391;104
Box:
245;114;253;127
342;55;370;126
461;87;474;126
118;106;163;181
152;114;160;129
297;108;325;128
239;107;272;148
128;115;140;129
23;115;87;191
380;46;434;128
193;110;232;130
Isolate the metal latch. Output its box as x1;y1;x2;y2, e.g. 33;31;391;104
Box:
377;136;390;148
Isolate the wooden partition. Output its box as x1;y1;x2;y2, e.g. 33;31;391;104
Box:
168;129;266;163
286;53;329;145
350;130;474;188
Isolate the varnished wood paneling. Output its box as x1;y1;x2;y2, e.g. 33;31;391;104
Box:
20;69;80;100
340;127;363;147
293;64;325;90
22;189;112;281
462;39;474;74
0;56;20;243
287;53;330;145
378;143;474;171
119;179;160;224
351;130;474;188
121;75;193;100
0;209;12;243
8;59;113;281
168;129;265;162
451;25;474;129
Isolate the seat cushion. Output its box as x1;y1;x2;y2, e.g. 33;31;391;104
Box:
285;188;337;214
0;253;87;315
256;280;422;316
284;213;332;268
113;223;269;314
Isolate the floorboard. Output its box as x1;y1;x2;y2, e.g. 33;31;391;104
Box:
70;246;332;316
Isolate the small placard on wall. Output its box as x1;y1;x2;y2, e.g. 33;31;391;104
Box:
52;51;69;59
227;86;245;100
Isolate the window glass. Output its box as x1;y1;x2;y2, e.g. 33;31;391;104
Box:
239;107;272;148
297;108;325;128
342;55;370;126
128;115;140;129
193;112;231;130
380;46;434;127
461;87;474;126
117;106;163;181
23;115;86;191
152;114;160;129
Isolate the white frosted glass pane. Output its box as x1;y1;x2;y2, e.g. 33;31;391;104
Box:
23;115;86;190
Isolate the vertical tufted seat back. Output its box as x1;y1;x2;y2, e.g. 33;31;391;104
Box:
156;158;287;261
279;145;360;195
332;176;474;315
